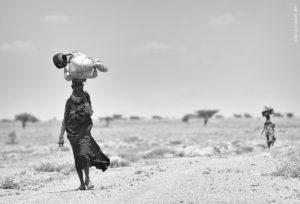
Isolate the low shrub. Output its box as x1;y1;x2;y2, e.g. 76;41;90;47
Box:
169;140;183;145
143;147;181;159
34;161;75;174
235;146;254;154
0;176;20;189
110;156;130;168
6;131;17;145
118;152;140;163
272;146;300;178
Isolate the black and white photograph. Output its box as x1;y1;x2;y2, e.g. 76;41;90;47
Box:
0;0;299;203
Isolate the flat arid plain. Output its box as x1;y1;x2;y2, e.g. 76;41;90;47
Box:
0;117;300;204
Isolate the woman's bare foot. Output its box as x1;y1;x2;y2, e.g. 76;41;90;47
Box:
76;184;86;190
85;179;94;189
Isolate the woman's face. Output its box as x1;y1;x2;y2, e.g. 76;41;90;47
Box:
57;54;69;68
72;84;84;96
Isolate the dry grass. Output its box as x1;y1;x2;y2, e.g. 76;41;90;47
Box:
0;169;66;190
6;131;18;145
1;176;20;189
34;161;75;175
272;145;300;178
0;118;299;191
110;156;131;168
143;147;183;159
118;152;140;163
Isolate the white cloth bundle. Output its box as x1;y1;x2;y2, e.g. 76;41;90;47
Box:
64;51;107;81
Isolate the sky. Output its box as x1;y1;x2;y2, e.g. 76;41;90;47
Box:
0;0;299;121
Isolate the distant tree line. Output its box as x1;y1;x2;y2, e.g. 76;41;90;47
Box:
0;110;296;129
232;113;252;118
232;112;295;118
99;114;151;127
182;109;219;126
182;110;296;126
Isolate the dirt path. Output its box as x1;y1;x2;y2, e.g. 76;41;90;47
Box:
1;152;300;204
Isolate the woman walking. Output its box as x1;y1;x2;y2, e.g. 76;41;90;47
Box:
261;107;276;149
58;79;110;190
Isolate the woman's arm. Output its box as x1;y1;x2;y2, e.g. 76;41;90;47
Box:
60;120;66;137
94;63;108;72
58;120;65;147
82;92;93;116
58;99;70;147
261;124;266;136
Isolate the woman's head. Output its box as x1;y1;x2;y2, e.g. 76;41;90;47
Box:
53;53;71;69
71;79;86;97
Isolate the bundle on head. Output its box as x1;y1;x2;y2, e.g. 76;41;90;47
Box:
262;106;274;117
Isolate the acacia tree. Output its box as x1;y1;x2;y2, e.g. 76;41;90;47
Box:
233;114;242;118
244;113;252;118
286;112;294;118
182;114;197;125
182;114;190;124
99;116;113;127
215;115;224;119
112;114;123;120
195;110;218;126
273;112;283;117
15;113;39;128
152;115;163;120
129;116;141;120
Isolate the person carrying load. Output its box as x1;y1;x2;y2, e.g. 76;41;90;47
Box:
57;79;110;190
261;106;276;149
53;51;110;190
53;51;108;81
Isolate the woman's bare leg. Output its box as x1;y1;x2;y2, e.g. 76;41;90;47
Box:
83;157;94;189
84;166;90;184
75;158;85;190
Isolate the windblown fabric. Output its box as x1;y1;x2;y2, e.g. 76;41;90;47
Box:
70;135;110;171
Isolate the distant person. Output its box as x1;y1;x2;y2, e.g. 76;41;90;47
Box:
58;79;110;190
53;51;108;81
261;107;276;149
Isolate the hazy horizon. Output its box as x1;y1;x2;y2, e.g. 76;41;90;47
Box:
0;0;299;121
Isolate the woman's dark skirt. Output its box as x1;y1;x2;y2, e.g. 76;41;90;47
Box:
69;135;110;172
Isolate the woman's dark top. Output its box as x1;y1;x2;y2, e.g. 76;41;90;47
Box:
63;92;93;144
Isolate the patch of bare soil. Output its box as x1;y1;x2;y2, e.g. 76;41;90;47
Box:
1;152;300;204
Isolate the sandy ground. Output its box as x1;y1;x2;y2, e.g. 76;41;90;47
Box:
1;119;300;203
1;151;300;204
